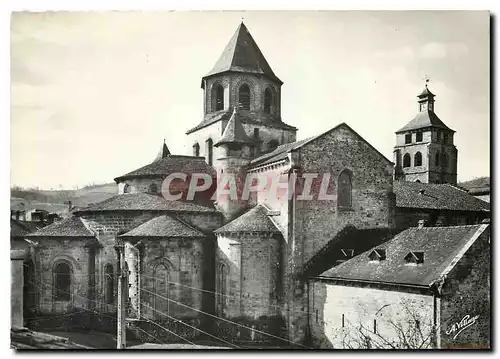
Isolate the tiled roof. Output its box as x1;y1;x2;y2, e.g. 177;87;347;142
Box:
249;122;393;168
249;136;317;167
26;216;95;238
396;110;453;133
114;155;216;182
202;22;282;86
120;215;205;238
318;224;489;287
75;193;217;213
468;186;491;196
215;204;281;234
215;108;252;146
394;181;490;212
418;85;435;98
11;219;31;238
185;109;296;135
154;140;171;161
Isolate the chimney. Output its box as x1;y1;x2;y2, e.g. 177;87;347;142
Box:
418;219;427;228
68;200;72;212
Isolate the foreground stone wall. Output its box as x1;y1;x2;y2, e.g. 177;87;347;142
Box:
308;281;434;349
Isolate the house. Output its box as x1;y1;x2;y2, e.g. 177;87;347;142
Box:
309;223;490;349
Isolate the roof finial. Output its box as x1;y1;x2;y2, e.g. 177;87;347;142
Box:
424;75;430;88
241;16;244;23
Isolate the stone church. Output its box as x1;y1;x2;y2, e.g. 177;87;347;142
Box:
11;22;489;347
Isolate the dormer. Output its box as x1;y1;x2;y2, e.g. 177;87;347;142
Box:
368;248;386;262
336;248;355;265
404;251;424;265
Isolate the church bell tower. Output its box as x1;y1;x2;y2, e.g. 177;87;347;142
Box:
393;82;458;185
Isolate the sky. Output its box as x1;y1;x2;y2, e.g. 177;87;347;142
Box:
10;10;490;190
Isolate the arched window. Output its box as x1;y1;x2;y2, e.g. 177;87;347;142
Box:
123;183;131;194
403;153;411;168
238;84;250;110
54;262;71;301
193;142;200;157
268;139;279;151
435;152;440;166
104;264;114;304
414;152;422;166
154;264;170;316
415;180;422;183
264;88;273;114
218;263;227;316
337;169;352;209
148;183;158;194
206;139;213;166
212;84;224;111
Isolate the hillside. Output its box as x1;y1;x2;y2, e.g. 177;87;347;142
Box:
458;176;490;190
11;183;117;215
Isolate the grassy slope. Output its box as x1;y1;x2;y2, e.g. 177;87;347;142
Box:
11;183;117;215
457;176;490;189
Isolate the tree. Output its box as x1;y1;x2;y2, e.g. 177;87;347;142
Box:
332;301;435;349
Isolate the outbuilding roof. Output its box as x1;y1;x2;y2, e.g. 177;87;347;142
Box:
318;224;489;287
394;181;490;212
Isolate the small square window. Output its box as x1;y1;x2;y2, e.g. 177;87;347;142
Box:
405;134;412;144
416;132;423;142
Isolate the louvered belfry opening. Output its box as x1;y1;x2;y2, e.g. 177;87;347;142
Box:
214;84;224;111
264;87;273;113
238;84;251;110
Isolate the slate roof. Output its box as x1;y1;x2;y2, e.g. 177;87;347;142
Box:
418;85;435;98
394;181;490;212
120;215;205;238
215;108;252;147
249;123;393;168
114;155;216;182
11;219;31;238
396;111;453;133
318;224;489;287
202;22;282;86
154;140;171;161
215;204;281;234
75;193;217;213
26;216;95;238
185;108;296;135
249;136;317;167
468;186;491;196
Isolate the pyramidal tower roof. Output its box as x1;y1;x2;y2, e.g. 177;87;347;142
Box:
154;139;171;161
396;85;454;134
202;22;282;87
215;107;252;147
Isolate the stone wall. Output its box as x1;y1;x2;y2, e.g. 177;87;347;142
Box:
34;237;96;314
286;125;394;342
216;233;283;321
308;281;434;349
439;225;490;349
